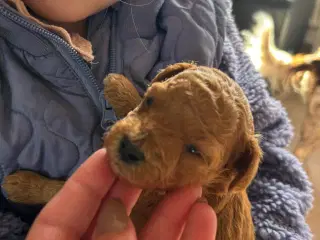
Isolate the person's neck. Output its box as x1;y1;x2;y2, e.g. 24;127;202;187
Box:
54;20;87;38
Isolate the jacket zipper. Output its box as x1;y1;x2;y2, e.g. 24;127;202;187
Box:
109;10;117;73
101;7;119;130
0;6;118;116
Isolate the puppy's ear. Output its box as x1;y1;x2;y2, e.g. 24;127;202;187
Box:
226;135;262;192
152;62;197;83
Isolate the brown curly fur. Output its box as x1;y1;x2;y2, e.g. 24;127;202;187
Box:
2;63;262;240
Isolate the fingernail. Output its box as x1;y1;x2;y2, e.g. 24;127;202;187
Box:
196;197;208;204
95;198;129;235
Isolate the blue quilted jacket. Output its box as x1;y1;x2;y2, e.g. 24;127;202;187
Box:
0;0;313;239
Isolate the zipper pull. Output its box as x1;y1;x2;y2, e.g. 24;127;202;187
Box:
99;91;117;131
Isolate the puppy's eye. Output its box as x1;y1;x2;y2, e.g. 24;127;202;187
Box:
186;144;201;156
145;97;154;107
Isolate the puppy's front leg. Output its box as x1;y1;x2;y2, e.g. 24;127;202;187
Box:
2;170;64;205
104;74;142;119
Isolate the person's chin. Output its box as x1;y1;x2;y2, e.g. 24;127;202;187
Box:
26;0;119;24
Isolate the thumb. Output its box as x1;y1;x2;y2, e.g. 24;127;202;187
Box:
93;198;137;240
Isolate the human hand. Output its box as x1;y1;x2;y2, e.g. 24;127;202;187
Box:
26;149;217;240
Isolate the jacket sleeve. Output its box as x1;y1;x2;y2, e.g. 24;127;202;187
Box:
219;6;313;240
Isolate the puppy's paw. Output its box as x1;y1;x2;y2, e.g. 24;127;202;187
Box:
1;171;63;205
104;73;124;86
104;74;142;118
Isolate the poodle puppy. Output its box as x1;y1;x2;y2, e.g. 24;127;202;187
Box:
105;63;263;239
2;63;262;240
242;12;320;162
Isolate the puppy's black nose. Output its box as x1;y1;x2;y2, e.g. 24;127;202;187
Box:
119;135;145;164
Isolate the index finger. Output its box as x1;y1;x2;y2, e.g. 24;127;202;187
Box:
139;186;202;240
27;149;116;240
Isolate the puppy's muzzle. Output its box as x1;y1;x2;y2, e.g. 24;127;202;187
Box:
119;135;145;164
